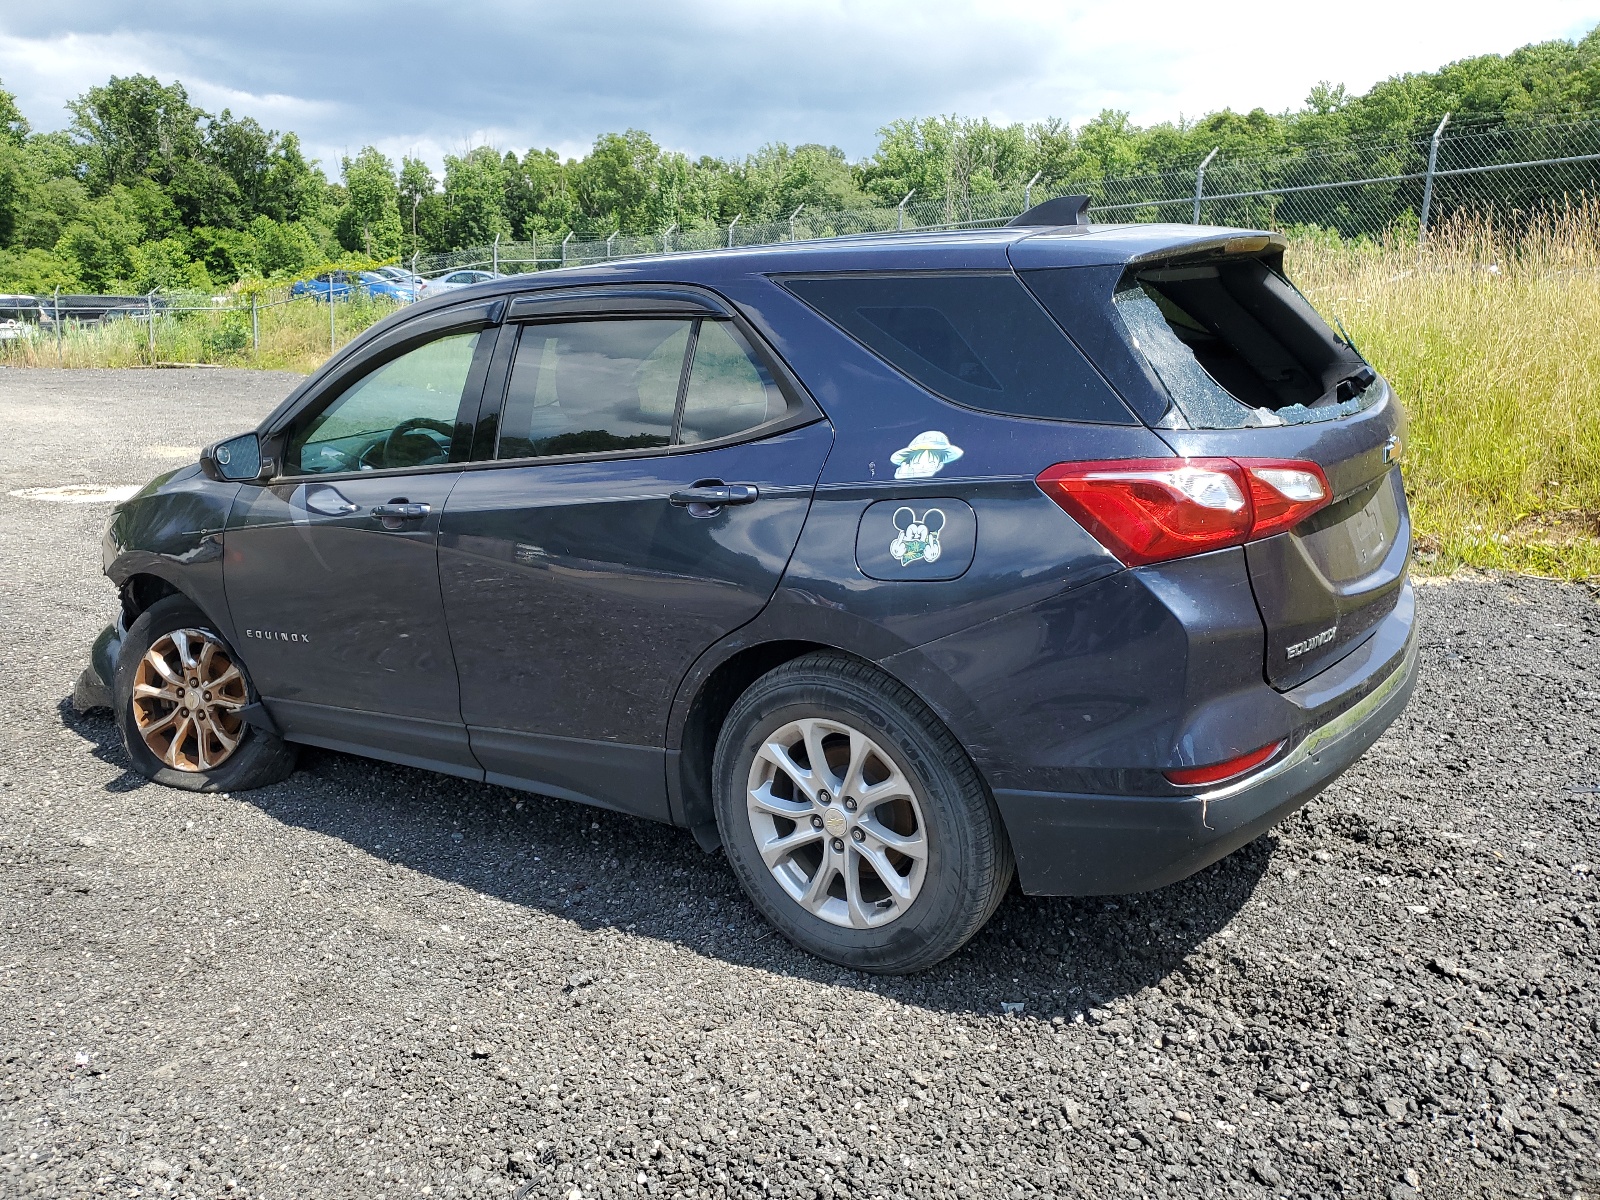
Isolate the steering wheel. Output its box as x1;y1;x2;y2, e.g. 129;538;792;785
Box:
379;417;454;469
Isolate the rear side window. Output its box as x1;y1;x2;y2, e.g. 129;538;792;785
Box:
495;317;792;460
782;273;1132;424
498;320;686;459
1113;258;1376;428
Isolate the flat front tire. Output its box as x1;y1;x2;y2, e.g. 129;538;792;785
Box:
114;595;297;792
713;652;1012;974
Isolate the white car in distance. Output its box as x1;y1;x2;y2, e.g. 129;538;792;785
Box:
419;270;501;298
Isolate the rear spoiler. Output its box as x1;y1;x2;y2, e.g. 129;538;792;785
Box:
1126;232;1287;264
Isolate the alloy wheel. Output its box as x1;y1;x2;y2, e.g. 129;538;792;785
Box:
745;717;929;928
130;628;248;772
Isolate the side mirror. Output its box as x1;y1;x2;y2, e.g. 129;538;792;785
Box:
200;432;272;482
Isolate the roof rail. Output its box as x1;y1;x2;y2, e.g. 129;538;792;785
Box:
1007;195;1092;228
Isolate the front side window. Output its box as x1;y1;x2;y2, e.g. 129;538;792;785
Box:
495;317;789;460
288;330;481;475
782;272;1133;424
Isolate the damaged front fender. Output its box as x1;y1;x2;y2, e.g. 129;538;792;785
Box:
102;464;242;642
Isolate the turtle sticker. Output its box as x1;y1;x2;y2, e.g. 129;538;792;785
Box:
890;431;964;480
889;507;946;566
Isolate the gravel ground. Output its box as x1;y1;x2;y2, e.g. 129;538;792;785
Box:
1;368;1597;1200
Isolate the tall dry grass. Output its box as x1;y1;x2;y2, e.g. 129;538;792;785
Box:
0;291;398;375
1289;203;1600;578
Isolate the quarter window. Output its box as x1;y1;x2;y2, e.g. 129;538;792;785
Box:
783;272;1134;424
288;330;481;475
679;320;786;444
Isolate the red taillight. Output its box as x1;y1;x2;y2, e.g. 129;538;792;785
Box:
1163;739;1285;787
1037;457;1331;566
1036;457;1250;566
1243;463;1332;539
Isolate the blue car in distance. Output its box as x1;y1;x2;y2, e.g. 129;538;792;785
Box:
290;270;416;303
360;271;417;302
85;197;1416;972
289;270;353;301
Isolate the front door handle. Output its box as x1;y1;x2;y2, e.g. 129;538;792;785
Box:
304;484;360;516
371;500;431;523
668;483;759;509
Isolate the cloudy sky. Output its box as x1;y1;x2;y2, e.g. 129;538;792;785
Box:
2;1;1597;173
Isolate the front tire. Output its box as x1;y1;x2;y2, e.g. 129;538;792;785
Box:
114;595;297;792
713;652;1012;973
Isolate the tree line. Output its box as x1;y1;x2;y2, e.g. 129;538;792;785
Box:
1;23;1597;294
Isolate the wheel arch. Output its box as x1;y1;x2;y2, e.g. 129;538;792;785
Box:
106;568;247;693
107;548;239;645
117;571;184;629
672;639;827;848
669;635;994;852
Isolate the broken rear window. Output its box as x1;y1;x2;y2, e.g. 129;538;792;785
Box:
1113;257;1381;429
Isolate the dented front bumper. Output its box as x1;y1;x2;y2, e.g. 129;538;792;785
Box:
72;622;123;713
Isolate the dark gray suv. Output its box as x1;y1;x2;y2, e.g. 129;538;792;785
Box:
83;202;1416;972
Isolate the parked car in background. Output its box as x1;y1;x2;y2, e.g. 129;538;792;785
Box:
84;203;1416;973
290;271;354;301
290;271;416;303
0;295;45;339
419;269;501;298
375;267;425;290
358;271;416;302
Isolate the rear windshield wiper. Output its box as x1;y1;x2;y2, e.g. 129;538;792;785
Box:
1330;313;1360;352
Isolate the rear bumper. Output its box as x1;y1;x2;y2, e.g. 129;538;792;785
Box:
995;593;1418;896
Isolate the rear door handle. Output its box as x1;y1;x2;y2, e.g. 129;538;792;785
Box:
668;483;759;508
370;501;432;521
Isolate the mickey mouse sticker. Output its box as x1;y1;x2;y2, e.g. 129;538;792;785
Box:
889;507;946;567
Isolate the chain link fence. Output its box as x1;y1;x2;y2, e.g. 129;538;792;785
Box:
1091;111;1600;236
410;111;1600;276
12;110;1599;369
3;282;405;369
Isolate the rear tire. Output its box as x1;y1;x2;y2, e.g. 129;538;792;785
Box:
114;595;297;792
713;652;1012;973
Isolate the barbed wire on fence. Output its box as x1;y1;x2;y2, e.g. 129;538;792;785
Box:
407;109;1600;277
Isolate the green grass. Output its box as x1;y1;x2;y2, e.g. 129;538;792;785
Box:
1;290;398;374
1290;206;1600;579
